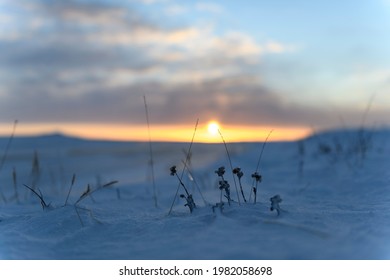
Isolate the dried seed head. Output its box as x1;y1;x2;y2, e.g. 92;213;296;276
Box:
233;167;243;178
170;165;177;176
215;166;225;177
218;180;230;190
251;172;262;182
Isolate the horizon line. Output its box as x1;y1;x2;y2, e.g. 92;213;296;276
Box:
0;123;387;144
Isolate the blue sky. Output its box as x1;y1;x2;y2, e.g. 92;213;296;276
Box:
0;0;389;139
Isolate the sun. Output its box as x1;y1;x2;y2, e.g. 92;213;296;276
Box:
207;121;220;136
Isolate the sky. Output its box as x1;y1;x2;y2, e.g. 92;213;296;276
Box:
0;0;389;142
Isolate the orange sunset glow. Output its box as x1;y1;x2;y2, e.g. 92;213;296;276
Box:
0;122;311;143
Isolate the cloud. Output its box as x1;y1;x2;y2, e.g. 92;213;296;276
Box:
0;71;336;129
0;0;267;87
38;0;126;25
137;0;170;4
265;41;288;53
195;2;224;14
164;5;188;16
2;0;360;132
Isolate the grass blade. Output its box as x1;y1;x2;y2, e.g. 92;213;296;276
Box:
250;129;273;203
23;184;48;210
144;95;158;208
218;129;241;205
0;120;18;174
64;173;76;206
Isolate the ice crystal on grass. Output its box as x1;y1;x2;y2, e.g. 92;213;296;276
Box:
215;166;232;205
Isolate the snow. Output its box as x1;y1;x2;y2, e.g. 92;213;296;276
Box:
0;129;389;260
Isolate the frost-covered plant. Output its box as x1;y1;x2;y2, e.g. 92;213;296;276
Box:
215;166;226;178
219;179;231;205
251;171;262;204
233;167;247;203
270;194;282;216
179;194;196;213
215;166;231;205
170;165;196;213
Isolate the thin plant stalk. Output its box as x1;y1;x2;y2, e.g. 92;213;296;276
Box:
23;184;49;210
170;165;196;213
73;181;117;227
357;91;377;162
238;176;246;203
360;91;377;129
215;166;230;205
31;150;40;190
74;206;84;227
0;120;18;174
143;95;157;208
233;167;246;203
249;130;273;203
12;167;19;203
218;129;241;205
64;173;76;206
255;130;273;173
174;172;190;196
168;119;199;215
253;180;259;204
75;181;118;205
181;159;208;206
